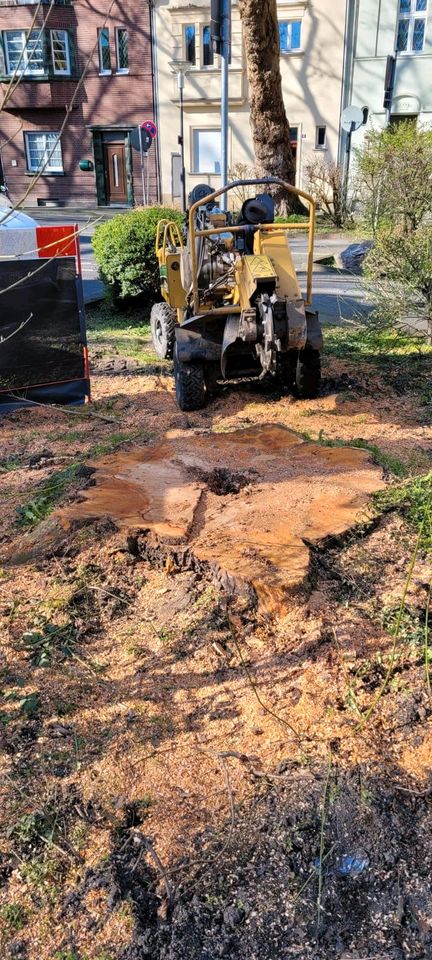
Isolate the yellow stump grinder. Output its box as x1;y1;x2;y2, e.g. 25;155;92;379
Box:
150;177;322;411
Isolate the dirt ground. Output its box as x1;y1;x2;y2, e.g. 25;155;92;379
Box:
0;328;431;960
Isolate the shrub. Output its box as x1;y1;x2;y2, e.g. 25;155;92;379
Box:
364;226;432;343
92;206;183;302
305;157;354;228
355;121;432;235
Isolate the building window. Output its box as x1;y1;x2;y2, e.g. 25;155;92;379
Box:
202;25;214;66
24;132;63;174
279;21;302;53
193;128;221;173
50;29;70;75
289;125;298;166
396;0;428;52
98;27;111;73
115;28;128;72
184;25;196;65
315;125;327;148
4;30;44;76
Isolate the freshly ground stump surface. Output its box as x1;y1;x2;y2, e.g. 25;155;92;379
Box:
0;340;431;960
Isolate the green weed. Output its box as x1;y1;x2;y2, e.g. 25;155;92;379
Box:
0;689;40;725
21;618;78;667
0;903;27;931
373;471;432;550
0;455;22;473
89;430;146;458
15;463;81;529
382;606;425;650
53;952;79;960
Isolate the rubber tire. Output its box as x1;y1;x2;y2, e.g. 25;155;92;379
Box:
276;352;297;391
150;302;177;360
174;352;206;411
296;348;321;399
204;362;221;398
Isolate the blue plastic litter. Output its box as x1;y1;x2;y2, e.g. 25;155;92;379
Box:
313;852;369;877
336;854;369;877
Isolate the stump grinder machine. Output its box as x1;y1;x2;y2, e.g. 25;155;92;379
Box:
150;177;322;411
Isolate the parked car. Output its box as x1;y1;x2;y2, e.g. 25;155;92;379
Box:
0;190;37;229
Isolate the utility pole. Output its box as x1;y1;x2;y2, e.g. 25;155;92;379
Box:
211;0;230;211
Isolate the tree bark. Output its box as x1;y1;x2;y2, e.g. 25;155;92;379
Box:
238;0;298;212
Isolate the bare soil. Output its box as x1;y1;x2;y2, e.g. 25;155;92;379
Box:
0;341;431;960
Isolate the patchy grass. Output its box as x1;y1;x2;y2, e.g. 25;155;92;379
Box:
14;430;148;530
86;299;162;365
15;462;82;529
373;470;432;550
325;324;432;362
0;902;27;931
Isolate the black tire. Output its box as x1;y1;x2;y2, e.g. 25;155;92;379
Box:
174;352;206;411
150;302;177;359
276;352;297;391
296;348;321;399
204;362;221;398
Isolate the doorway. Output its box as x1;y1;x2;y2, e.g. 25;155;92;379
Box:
104;141;127;204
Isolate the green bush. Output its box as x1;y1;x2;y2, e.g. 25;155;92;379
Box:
92;206;183;302
364;226;432;342
355;121;432;235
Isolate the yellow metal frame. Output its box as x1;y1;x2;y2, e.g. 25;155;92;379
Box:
188;177;316;315
155;219;183;262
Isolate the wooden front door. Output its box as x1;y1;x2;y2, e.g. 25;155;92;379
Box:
104;142;127;203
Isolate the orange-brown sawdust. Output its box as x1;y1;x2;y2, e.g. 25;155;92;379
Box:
0;355;431;959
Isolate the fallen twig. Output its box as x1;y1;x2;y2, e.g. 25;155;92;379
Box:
316;753;332;935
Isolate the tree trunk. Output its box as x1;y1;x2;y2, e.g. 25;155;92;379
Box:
238;0;299;213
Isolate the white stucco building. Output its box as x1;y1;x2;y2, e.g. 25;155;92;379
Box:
154;0;348;205
341;0;432;158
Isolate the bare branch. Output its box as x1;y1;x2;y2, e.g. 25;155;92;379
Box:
0;0;117;221
0;311;33;346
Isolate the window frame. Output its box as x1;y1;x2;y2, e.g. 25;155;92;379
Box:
50;28;71;76
396;0;428;54
3;29;45;77
24;131;64;175
115;27;128;73
184;24;196;65
192;127;221;174
98;27;111;75
202;24;214;67
315;125;327;149
279;20;302;54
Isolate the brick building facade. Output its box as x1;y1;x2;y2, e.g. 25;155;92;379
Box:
0;0;159;208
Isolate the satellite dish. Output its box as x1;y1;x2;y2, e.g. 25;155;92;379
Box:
341;105;364;133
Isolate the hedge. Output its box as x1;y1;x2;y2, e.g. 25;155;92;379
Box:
92;206;183;302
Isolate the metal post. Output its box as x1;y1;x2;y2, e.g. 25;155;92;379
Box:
342;123;354;215
169;61;191;211
220;0;230;211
